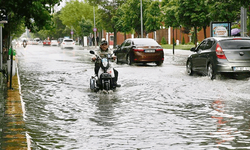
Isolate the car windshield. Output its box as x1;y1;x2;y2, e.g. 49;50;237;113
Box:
64;40;73;42
220;40;250;49
133;39;159;46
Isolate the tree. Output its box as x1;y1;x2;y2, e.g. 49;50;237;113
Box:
59;0;94;38
112;6;132;40
208;0;240;22
0;0;61;48
87;0;125;47
79;18;93;46
120;0;151;37
144;1;162;34
177;0;209;46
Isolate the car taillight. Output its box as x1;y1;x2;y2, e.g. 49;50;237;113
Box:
133;48;144;52
216;43;226;59
156;48;163;51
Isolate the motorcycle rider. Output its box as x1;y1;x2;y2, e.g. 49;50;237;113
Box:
23;40;27;47
92;40;120;87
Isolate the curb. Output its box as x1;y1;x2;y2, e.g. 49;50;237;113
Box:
1;67;30;150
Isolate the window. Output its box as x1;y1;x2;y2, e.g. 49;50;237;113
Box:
125;40;131;46
204;39;214;49
197;40;207;51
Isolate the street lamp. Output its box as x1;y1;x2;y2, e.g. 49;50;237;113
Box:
140;0;143;38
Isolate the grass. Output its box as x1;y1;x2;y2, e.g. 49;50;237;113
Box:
161;44;195;50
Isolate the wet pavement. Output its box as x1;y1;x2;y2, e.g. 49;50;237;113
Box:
4;44;250;149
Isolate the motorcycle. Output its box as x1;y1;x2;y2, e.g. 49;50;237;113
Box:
23;41;27;48
89;50;117;93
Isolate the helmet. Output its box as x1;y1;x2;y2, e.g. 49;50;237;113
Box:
100;40;108;46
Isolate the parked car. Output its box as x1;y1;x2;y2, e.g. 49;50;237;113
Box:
51;40;58;46
61;39;75;49
113;38;164;66
186;37;250;79
43;40;51;46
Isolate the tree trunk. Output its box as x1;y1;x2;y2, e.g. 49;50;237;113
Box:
113;28;117;48
194;26;198;47
203;26;207;39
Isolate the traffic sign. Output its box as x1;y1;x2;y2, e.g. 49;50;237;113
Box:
93;27;97;32
71;31;73;35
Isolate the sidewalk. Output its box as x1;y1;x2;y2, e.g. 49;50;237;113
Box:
0;68;29;149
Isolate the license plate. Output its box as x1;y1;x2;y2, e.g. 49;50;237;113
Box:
233;67;250;71
145;49;155;53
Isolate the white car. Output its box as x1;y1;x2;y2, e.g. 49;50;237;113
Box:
61;39;75;49
51;40;58;46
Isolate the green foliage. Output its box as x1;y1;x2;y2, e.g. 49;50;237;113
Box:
161;37;167;45
0;0;61;48
182;36;185;45
118;0;151;37
161;0;179;28
144;1;162;33
79;18;93;36
208;1;240;22
59;1;94;36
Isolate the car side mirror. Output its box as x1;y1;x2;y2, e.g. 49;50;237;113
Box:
113;50;117;54
90;50;95;54
190;47;196;52
116;45;120;49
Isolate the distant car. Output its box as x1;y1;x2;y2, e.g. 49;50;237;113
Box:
32;39;39;45
61;39;75;49
113;38;164;66
186;37;250;79
43;40;51;46
51;40;58;46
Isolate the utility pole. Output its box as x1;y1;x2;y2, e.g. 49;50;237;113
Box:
93;6;97;48
241;7;247;37
140;0;143;38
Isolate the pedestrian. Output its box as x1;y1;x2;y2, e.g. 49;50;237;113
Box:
96;36;99;45
92;36;95;46
88;36;92;46
91;40;120;87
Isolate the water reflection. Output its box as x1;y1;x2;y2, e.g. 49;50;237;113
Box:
211;99;250;149
89;94;120;127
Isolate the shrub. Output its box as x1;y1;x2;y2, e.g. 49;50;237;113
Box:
161;37;167;45
182;36;185;45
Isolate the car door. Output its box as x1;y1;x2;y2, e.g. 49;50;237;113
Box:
115;41;127;62
123;40;132;61
198;39;214;72
192;40;207;71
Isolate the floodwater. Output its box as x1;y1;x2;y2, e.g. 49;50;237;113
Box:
15;45;250;150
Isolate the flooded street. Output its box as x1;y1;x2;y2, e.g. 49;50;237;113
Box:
16;45;250;150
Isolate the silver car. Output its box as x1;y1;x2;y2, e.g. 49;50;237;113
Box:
186;37;250;79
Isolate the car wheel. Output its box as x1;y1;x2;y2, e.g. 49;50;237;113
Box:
186;60;193;75
207;63;215;80
127;54;133;65
156;61;163;66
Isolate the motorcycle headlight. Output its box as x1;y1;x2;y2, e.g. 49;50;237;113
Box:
102;58;108;67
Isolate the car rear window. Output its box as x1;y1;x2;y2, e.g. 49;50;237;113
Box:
133;39;159;46
64;40;73;42
219;40;250;49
